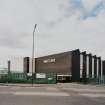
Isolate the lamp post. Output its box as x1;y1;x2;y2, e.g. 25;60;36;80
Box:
32;24;37;86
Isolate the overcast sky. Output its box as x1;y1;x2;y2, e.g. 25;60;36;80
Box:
0;0;105;60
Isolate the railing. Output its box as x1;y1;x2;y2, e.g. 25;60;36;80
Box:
80;75;105;85
0;72;57;84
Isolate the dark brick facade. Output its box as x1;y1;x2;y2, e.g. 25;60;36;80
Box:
24;57;30;73
35;51;72;75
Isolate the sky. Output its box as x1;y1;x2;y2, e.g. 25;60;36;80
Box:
0;0;105;60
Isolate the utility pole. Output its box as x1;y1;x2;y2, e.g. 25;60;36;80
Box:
32;24;37;86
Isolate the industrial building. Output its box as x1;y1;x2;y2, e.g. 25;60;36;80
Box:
23;49;105;82
0;49;105;83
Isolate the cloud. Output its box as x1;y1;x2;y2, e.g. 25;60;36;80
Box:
64;0;105;19
82;0;101;11
0;30;28;48
0;0;105;60
90;1;105;17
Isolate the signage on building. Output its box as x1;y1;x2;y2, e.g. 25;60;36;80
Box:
43;58;55;63
36;73;46;78
27;73;32;76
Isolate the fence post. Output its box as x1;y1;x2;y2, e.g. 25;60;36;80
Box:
7;60;11;84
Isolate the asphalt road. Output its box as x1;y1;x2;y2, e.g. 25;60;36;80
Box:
0;83;105;105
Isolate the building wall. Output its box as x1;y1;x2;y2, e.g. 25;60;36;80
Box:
80;54;83;78
23;49;105;82
71;49;80;82
35;51;72;75
23;49;80;82
24;57;29;73
102;61;105;76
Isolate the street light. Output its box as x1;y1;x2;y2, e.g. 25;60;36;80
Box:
32;24;37;86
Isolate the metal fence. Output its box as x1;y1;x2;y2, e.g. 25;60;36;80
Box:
0;73;57;84
80;75;105;85
95;76;105;85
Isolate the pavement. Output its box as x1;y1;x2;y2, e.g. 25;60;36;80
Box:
0;83;105;105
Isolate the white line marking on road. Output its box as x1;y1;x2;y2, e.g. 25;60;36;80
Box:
47;87;59;91
80;93;105;98
13;92;70;96
0;92;12;94
63;88;105;92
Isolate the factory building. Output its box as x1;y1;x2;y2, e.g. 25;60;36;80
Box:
24;49;80;82
23;49;105;82
35;49;80;82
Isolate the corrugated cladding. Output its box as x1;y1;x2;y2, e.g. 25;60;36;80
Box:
35;51;72;75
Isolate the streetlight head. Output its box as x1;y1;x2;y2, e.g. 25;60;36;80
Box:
33;24;37;33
